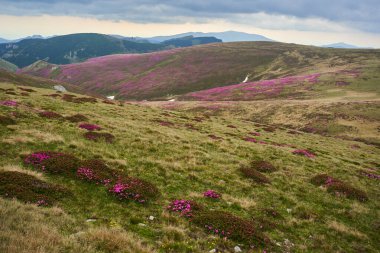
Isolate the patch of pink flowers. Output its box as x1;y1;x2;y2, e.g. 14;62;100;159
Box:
24;151;62;167
360;171;380;180
109;180;146;203
203;190;221;199
36;199;48;206
167;200;194;217
249;132;261;136
292;149;316;158
79;123;102;131
0;100;18;107
77;167;96;181
244;137;258;143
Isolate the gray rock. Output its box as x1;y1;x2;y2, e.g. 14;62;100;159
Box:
234;246;242;252
53;85;66;92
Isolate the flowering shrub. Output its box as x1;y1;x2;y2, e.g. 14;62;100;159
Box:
84;132;115;143
0;171;69;206
77;159;119;185
109;177;160;203
24;151;80;176
203;190;221;199
24;151;63;167
74;97;97;103
240;167;270;184
79;123;102;131
244;137;258;143
292;149;316;158
167;199;203;217
66;114;88;122
251;161;277;173
311;174;368;201
0;100;18;107
359;170;380;180
38;111;63;119
192;210;268;247
0;115;16;125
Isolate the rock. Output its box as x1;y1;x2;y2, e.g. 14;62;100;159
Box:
149;215;155;221
86;219;97;222
107;95;115;100
209;249;216;253
286;208;292;213
234;246;242;252
53;85;66;92
138;223;146;227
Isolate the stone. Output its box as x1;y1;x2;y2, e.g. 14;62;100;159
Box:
234;246;242;252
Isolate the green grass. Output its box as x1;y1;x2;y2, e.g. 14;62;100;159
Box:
0;83;379;252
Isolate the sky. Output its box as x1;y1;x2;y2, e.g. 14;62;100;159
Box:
0;0;379;47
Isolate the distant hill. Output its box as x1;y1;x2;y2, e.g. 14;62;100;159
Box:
20;41;380;100
161;36;221;47
0;33;228;67
0;37;10;44
322;42;361;49
0;33;167;67
147;31;273;43
0;58;18;72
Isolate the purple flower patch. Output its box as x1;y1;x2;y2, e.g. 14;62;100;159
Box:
203;190;221;199
292;149;316;158
0;100;18;107
79;123;102;131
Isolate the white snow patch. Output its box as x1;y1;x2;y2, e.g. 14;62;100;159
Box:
53;85;66;92
242;74;250;83
107;96;115;100
168;99;176;102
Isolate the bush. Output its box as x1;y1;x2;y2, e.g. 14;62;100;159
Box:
77;159;120;185
0;171;69;206
0;115;16;125
292;149;316;158
327;182;368;202
192;210;268;247
66;114;88;122
84;132;115;143
167;200;203;217
311;174;368;201
251;161;277;173
79;123;102;131
40;154;81;176
24;151;64;168
240;167;270;184
109;177;160;203
39;111;63;119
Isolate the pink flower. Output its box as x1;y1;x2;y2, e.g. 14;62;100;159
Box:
79;123;102;131
292;149;316;158
0;100;18;107
203;190;221;199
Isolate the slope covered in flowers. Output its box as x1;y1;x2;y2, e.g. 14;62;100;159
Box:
20;41;380;100
0;80;379;252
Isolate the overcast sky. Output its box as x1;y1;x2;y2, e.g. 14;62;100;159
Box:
1;0;379;47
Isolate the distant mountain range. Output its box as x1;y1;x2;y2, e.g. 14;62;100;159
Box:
146;31;273;43
0;33;221;67
321;42;373;49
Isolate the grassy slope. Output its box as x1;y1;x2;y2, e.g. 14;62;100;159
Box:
1;82;379;252
0;59;18;72
20;41;380;100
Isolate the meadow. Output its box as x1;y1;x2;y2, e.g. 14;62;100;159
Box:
1;80;379;252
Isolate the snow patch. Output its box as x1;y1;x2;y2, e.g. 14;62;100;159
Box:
107;96;115;100
53;85;66;92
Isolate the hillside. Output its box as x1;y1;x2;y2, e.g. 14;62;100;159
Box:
1;75;379;252
0;33;168;68
0;58;18;72
20;41;380;100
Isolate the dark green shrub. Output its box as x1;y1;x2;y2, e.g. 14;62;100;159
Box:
77;159;120;185
192;210;268;247
40;154;81;176
0;115;16;125
0;171;69;206
109;177;160;203
84;132;115;143
240;167;270;184
65;114;88;122
251;161;277;173
38;111;63;119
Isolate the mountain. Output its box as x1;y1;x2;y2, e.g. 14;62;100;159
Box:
322;42;361;49
0;37;10;44
0;58;18;72
0;33;228;68
161;35;222;47
0;33;167;67
147;31;273;43
20;41;380;101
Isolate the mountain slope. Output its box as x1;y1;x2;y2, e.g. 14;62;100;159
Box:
148;31;273;43
322;42;360;49
20;41;380;100
0;33;167;67
0;59;18;72
161;36;222;47
1;75;379;252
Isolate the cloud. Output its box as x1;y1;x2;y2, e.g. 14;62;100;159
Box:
0;0;378;33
